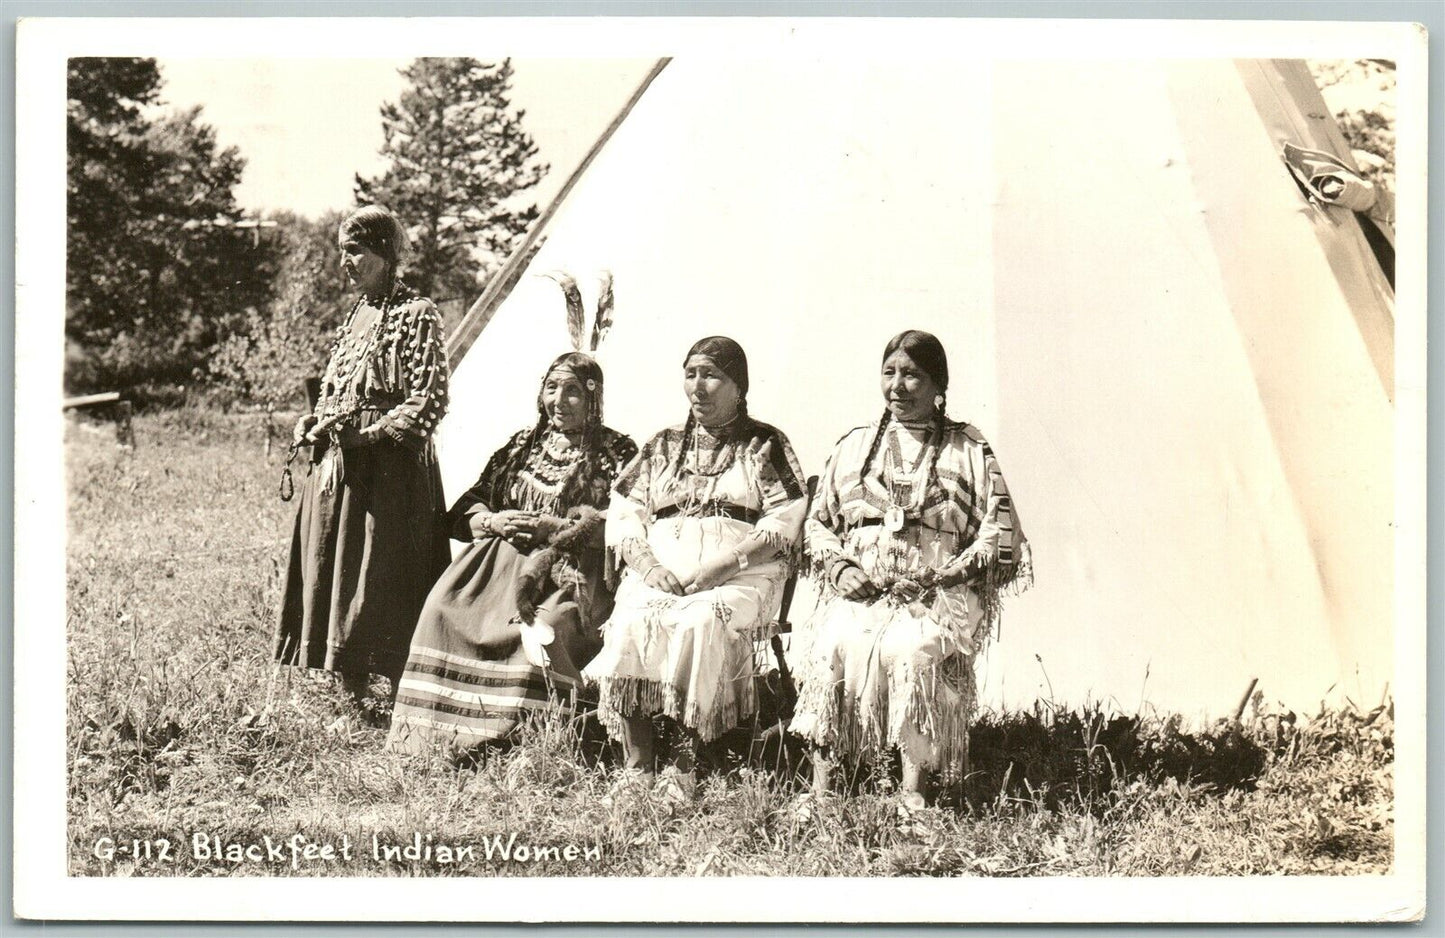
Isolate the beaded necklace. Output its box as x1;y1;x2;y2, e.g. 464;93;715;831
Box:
881;419;936;532
317;283;398;425
315;283;400;495
279;283;398;501
677;416;742;519
511;429;587;514
690;418;740;476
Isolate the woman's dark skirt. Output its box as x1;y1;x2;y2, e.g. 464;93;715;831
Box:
386;535;608;754
273;439;449;683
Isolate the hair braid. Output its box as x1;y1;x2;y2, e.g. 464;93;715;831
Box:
926;408;947;500
669;410;697;490
567;375;608;509
493;413;550;507
860;407;894;482
558;421;603;511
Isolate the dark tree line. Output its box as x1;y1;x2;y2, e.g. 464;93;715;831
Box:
67;56;546;406
67;58;269;392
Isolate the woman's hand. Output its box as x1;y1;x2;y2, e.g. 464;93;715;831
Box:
643;563;686;596
834;562;881;602
335;424;369;448
522;514;568;546
468;512;501;540
500;512;568;549
890;577;926;603
293;414;319;445
937;555;987;589
683;552;738;595
469;510;537;544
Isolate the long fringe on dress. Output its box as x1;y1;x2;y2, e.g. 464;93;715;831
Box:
591;671;760;745
792;594;986;781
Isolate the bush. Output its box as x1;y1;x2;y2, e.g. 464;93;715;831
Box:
206;210;348;408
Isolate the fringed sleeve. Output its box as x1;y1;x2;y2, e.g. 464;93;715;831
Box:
944;428;1033;615
605;432;660;550
803;434;851;582
600;430;641;499
748;425;809;557
566;429;638;546
372;298;449;451
534;429;640;601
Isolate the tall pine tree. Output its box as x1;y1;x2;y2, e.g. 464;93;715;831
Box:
354;58;547;305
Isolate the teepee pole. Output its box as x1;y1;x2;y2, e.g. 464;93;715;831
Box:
446;58;673;363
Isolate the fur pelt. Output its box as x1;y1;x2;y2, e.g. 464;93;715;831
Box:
513;505;605;623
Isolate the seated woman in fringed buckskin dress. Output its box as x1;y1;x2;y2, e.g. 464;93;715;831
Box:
387;353;637;754
790;330;1032;808
582;336;808;798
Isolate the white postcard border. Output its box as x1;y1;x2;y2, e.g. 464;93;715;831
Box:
13;15;1429;923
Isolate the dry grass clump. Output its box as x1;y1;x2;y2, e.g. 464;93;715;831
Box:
65;409;1393;877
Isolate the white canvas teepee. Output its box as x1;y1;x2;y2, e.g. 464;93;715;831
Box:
434;58;1394;719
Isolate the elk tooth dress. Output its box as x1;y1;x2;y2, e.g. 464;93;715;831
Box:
273;283;451;683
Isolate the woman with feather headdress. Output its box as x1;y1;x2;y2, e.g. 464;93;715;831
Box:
387;350;637;754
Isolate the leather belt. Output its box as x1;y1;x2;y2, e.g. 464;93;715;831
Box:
653;502;761;525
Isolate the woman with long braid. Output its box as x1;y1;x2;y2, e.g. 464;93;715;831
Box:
387;353;637;753
583;336;808;796
790;330;1032;807
274;206;451;713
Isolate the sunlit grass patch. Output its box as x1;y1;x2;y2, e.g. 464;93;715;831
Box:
65;408;1393;877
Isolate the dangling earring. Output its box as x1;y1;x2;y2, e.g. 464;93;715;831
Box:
933;394;944;411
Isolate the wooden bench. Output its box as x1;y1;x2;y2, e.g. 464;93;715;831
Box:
63;391;134;447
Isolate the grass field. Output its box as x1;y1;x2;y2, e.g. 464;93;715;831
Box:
65;409;1395;877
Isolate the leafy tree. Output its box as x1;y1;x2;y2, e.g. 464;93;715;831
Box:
1310;59;1396;195
141;109;270;342
208;211;350;407
354;58;547;305
66;58;269;391
67;57;163;377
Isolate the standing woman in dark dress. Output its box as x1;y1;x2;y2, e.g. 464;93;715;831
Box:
274;205;451;710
